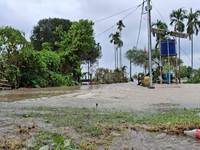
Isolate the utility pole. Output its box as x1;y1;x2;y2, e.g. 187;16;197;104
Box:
146;0;154;89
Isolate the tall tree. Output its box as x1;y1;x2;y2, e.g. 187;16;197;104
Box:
117;20;125;69
83;42;102;80
30;18;72;51
170;8;187;82
152;20;168;48
54;19;95;81
109;31;123;69
186;8;200;72
125;49;135;79
0;26;31;88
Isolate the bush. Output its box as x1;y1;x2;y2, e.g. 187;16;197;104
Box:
94;68;128;84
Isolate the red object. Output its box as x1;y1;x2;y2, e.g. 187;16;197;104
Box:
184;129;200;138
196;130;200;138
144;46;146;57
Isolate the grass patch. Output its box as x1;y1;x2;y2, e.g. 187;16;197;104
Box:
29;129;60;149
4;106;200;149
0;137;26;150
13;107;200;136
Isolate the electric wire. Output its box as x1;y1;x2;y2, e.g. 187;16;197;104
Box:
95;7;139;38
179;44;198;69
136;0;144;48
95;24;116;38
151;0;166;25
95;1;146;38
94;6;139;23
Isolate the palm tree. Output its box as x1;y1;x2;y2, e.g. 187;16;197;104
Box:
109;32;123;69
169;8;187;82
117;20;125;69
186;8;200;73
152;20;168;48
125;49;134;79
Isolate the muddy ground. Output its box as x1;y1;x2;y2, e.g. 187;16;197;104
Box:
1;82;200;149
1;82;200;112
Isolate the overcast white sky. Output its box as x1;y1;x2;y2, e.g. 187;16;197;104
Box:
1;0;200;76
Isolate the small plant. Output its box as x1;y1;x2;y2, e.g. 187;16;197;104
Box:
52;136;81;150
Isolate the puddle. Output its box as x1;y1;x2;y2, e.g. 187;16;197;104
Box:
1;82;200;113
0;84;105;103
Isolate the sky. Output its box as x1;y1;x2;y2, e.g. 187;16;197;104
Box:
1;0;200;77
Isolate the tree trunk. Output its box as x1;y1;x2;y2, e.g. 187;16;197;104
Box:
114;45;116;69
88;61;90;81
178;37;181;83
191;34;193;79
130;60;131;80
120;31;122;69
116;47;118;69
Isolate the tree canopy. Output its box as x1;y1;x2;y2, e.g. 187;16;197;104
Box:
186;8;200;38
117;20;125;31
151;20;168;48
54;19;96;81
125;47;183;71
30;18;72;51
0;26;32;87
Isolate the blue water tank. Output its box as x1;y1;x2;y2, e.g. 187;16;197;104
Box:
161;39;176;55
167;72;171;84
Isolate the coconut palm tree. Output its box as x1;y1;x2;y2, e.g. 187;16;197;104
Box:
186;8;200;72
169;8;187;82
117;20;125;69
109;32;123;69
125;49;134;79
152;20;168;48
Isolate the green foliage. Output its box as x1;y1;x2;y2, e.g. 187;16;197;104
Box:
125;47;146;68
151;20;168;48
186;8;200;38
179;65;192;78
30;18;72;51
137;72;144;80
20;49;77;88
32;130;60;149
1;21;97;88
125;47;183;76
184;67;200;83
94;67;128;84
117;20;125;31
18;106;200;136
0;26;31;88
109;31;123;47
83;42;102;67
114;66;127;73
53;136;81;150
163;62;173;73
170;8;187;32
54;19;95;81
133;73;138;79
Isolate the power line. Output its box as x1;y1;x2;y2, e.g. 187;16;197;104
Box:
94;6;139;23
180;45;198;69
151;0;166;24
95;1;146;38
174;39;198;69
136;0;144;48
95;24;116;38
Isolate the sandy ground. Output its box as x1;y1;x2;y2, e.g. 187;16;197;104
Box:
1;82;200;112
